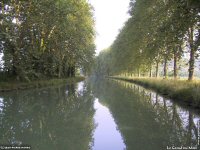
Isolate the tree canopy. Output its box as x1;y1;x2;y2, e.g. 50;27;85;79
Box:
94;0;200;80
0;0;95;81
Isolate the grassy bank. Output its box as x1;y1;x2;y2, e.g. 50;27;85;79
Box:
110;76;200;110
0;76;85;92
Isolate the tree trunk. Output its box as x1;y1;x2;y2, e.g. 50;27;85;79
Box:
163;57;168;79
188;28;195;81
67;66;71;77
71;65;75;77
155;62;159;78
173;48;178;79
149;65;152;77
188;48;195;81
12;46;20;77
58;63;62;78
138;68;140;77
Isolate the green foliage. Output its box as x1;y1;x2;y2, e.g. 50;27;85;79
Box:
111;76;200;109
94;0;200;80
0;76;85;92
0;0;95;81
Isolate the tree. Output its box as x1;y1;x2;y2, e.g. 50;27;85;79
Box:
94;0;200;81
0;0;95;81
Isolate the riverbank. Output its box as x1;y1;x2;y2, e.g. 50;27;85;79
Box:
0;76;85;92
110;76;200;110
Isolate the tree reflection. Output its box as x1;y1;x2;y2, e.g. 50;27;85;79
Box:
90;78;200;150
0;82;95;150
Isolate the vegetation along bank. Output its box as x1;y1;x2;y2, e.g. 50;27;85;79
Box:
110;76;200;110
0;76;85;92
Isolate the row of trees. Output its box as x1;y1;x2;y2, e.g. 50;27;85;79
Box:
0;0;95;81
94;0;200;80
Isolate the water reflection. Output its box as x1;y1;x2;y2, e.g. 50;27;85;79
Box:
92;99;126;150
0;82;95;150
90;78;200;150
0;79;199;150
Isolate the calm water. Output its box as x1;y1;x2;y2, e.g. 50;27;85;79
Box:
0;78;199;150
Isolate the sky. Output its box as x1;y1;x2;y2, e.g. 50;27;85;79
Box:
89;0;130;55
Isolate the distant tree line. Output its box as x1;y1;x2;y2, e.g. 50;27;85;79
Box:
94;0;200;80
0;0;95;81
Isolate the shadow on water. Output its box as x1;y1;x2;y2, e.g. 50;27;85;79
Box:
0;82;95;150
89;78;200;150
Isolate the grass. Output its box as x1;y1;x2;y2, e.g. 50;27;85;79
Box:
0;76;85;92
110;76;200;110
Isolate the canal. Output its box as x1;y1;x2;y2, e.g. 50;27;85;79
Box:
0;78;199;150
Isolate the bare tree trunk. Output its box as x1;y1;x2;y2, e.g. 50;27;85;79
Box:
188;49;195;81
149;65;152;77
188;28;195;81
58;49;63;78
58;62;63;78
163;58;168;79
156;62;159;78
173;48;178;79
138;68;140;77
12;49;19;76
71;65;75;77
67;66;71;77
